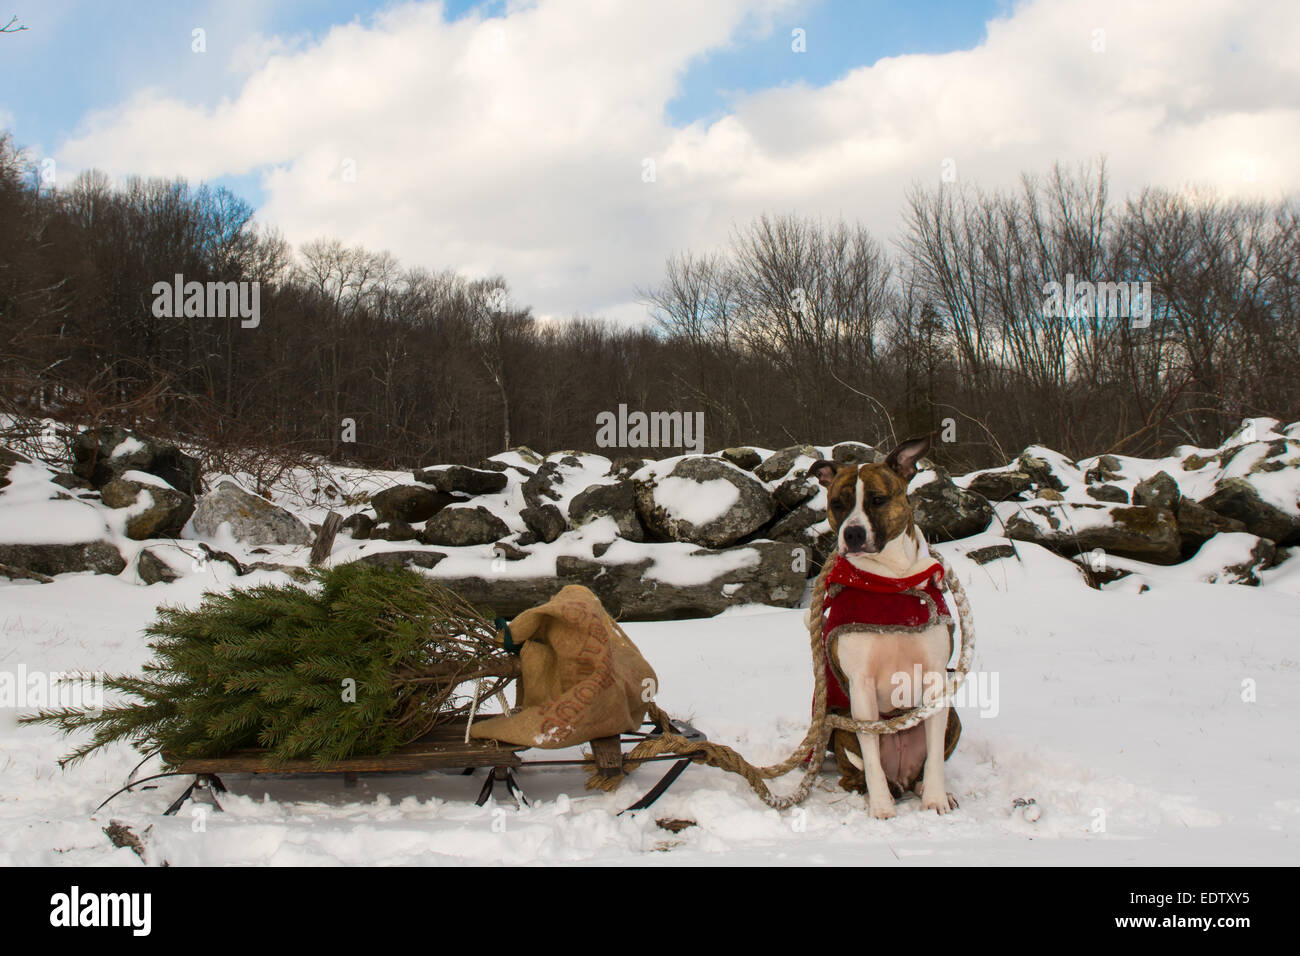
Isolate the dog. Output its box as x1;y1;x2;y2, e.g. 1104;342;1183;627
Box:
807;436;960;819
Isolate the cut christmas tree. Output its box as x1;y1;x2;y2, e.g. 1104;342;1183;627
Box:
21;563;519;768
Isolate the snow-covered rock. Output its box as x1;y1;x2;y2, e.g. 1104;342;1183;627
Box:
634;456;774;548
192;480;313;546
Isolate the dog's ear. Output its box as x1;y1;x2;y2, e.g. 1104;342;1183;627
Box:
883;435;931;481
806;459;842;488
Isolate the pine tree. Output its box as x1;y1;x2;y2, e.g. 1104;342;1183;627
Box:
21;563;517;768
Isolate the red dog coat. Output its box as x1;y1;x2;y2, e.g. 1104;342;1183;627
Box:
819;555;953;711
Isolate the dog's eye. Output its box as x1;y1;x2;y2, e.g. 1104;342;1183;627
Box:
869;494;888;507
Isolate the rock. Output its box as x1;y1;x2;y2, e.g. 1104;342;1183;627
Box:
371;485;457;524
0;447;32;488
754;445;820;483
831;442;881;466
773;474;819;511
421;506;510;547
721;447;762;470
1086;484;1129;504
1175;498;1246;557
71;427;201;495
101;474;195;540
522;460;566;510
1200;478;1300;545
50;472;92;491
137;549;180;584
768;505;835;573
607;456;649;479
1132;471;1180;510
1005;503;1181;563
567;482;644;541
0;541;126;577
965;543;1018;566
909;471;993;542
192;480;313;546
1018;452;1068;492
964;469;1033;502
412;465;508;496
520;503;567;543
369;519;419;542
341;513;374;539
1083;454;1122;484
635;457;775;548
554;540;807;621
354;550;448;571
1220;536;1280;586
0;562;54;583
491;541;530;561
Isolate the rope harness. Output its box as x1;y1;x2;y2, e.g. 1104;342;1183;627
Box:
588;552;976;809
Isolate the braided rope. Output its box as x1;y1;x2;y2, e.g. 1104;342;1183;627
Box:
587;549;976;810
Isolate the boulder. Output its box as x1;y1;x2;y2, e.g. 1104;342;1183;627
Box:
370;485;457;524
965;543;1018;566
192;480;313;546
754;444;820;483
720;447;762;471
101;474;195;539
0;541;126;577
137;549;180;585
520;503;567;543
0;447;31;489
773;473;819;511
1005;503;1181;563
1083;454;1122;484
341;513;375;540
421;505;510;547
635;457;775;548
964;469;1033;502
1132;471;1180;511
369;519;419;542
909;471;993;542
412;465;508;497
1200;478;1300;545
1175;497;1246;557
71;427;201;495
554;540;808;621
567;482;644;541
1219;536;1281;586
1086;484;1129;504
831;442;880;466
354;550;448;571
1017;452;1067;492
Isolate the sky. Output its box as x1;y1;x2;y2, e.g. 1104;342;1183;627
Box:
1;0;1297;323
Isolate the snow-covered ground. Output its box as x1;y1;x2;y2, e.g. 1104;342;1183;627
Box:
2;535;1296;866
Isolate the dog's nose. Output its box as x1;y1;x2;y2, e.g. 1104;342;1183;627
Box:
842;524;866;550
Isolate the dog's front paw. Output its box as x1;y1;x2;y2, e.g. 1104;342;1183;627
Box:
868;796;896;820
921;790;958;814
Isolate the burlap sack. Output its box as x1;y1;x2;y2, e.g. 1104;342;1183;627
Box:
469;585;657;749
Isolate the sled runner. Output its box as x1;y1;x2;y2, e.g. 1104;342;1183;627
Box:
95;710;707;817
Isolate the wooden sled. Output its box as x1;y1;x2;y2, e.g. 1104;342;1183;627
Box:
97;712;707;817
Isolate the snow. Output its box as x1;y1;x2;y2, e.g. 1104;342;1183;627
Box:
110;437;147;459
3;534;1297;866
653;476;739;525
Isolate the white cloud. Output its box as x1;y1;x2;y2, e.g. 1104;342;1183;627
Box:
54;0;1300;324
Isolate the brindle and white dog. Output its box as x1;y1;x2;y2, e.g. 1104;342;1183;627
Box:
808;436;960;819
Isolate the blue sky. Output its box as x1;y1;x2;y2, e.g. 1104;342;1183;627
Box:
1;0;1006;207
0;0;1289;323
